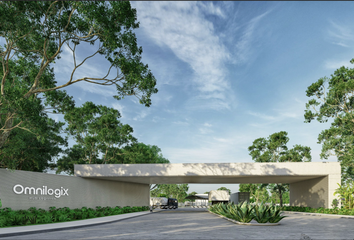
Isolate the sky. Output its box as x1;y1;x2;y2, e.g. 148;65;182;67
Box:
41;1;354;194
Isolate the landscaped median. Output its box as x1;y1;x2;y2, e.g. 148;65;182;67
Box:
0;206;149;228
209;202;287;226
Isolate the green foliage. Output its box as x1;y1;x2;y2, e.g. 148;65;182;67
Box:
217;187;231;194
0;118;67;171
333;180;354;209
210;202;287;224
150;184;189;203
270;189;289;204
239;184;270;204
248;131;311;206
55;101;170;174
0;205;149;228
252;202;272;223
233;202;255;223
304;59;354;182
281;205;354;216
120;142;170;164
332;199;339;209
0;1;158;168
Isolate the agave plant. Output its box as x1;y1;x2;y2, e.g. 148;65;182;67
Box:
252;202;272;223
268;205;287;223
232;202;254;223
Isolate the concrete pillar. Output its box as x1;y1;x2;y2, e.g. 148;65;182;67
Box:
290;174;341;209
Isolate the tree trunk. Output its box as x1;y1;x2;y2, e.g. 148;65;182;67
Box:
279;188;283;207
0;117;14;149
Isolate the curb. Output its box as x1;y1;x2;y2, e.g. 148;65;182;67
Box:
208;210;280;226
283;211;354;219
0;210;157;238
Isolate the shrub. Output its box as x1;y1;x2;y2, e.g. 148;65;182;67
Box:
0;205;149;228
210;202;286;224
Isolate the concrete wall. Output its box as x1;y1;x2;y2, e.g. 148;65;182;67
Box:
0;169;149;211
290;174;340;208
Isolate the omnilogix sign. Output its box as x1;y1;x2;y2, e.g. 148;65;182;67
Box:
13;184;69;198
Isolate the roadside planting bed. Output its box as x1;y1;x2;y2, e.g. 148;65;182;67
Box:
281;206;354;216
0;206;149;228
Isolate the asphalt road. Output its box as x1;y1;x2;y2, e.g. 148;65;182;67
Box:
2;208;354;240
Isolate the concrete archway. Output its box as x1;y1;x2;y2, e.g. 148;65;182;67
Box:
74;162;341;209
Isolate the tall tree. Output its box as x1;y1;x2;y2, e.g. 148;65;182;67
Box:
0;117;67;171
151;184;189;203
305;59;354;183
239;183;268;203
120;142;170;164
0;1;157;150
248;131;312;206
55;101;138;174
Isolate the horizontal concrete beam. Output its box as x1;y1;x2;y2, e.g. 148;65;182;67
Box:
74;162;340;184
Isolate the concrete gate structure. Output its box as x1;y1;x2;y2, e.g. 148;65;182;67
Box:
75;162;341;209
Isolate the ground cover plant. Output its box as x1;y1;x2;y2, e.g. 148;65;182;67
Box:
0;206;149;228
209;202;286;224
281;206;354;216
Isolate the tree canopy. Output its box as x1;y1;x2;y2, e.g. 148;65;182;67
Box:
0;1;157;150
150;184;189;203
55;102;169;174
248;131;311;206
304;58;354;182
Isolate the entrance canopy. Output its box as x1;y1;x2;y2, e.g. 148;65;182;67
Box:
74;162;340;209
74;162;339;184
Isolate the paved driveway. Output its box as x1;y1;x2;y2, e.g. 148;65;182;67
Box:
2;208;354;239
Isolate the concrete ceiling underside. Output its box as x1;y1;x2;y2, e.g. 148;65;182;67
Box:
75;162;341;185
83;175;324;184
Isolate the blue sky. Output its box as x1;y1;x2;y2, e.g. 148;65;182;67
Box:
44;1;354;194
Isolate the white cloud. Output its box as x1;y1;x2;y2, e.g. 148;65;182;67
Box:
327;20;354;48
247;111;276;121
172;121;189;126
112;103;125;118
198;2;226;19
324;59;353;70
133;110;149;121
133;2;233;110
204;123;212;127
199;123;213;134
233;10;272;64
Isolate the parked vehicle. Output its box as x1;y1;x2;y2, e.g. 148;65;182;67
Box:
150;197;178;209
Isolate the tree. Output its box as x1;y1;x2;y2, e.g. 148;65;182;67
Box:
55;101;170;175
120;142;170;164
0;1;158;150
55;101;137;174
239;183;268;203
150;184;189;203
334;180;354;209
188;191;198;202
239;183;259;194
217;187;231;194
248;131;312;206
270;186;289;205
204;191;209;194
0;117;67;171
304;59;354;183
